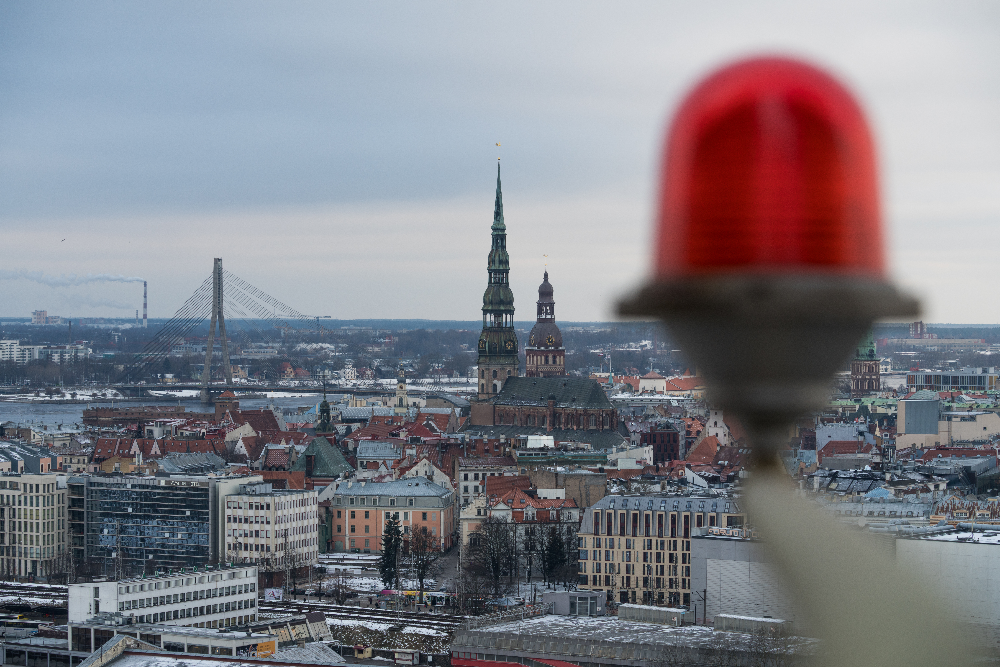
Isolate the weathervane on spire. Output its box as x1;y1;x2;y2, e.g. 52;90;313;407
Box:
496;142;501;161
543;254;548;267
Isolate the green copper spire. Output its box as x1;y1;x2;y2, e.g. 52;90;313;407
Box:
478;161;518;397
492;162;505;233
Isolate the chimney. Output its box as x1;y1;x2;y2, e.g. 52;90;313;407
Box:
143;281;148;328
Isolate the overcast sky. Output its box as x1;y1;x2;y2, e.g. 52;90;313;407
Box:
2;2;999;324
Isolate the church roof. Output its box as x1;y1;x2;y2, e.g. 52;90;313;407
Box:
290;437;354;478
492;376;613;410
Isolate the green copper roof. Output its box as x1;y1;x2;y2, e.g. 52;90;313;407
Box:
291;437;353;478
855;329;877;360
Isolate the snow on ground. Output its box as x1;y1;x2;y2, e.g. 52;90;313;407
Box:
328;619;392;632
0;595;64;605
147;389;201;398
402;626;447;637
327;619;444;637
0;388;124;402
322;574;436;592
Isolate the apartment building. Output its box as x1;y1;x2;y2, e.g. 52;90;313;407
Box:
0;340;90;365
0;474;69;580
68;565;259;629
224;483;318;585
328;479;455;553
576;494;745;607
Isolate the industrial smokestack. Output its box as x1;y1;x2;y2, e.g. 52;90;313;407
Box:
143;281;148;328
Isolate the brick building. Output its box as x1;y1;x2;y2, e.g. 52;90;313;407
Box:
641;424;681;464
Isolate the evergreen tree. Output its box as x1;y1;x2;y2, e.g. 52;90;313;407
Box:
379;514;402;589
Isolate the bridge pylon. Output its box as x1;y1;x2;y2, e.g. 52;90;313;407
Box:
201;258;233;403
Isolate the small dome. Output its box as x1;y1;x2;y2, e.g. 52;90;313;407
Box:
538;271;554;301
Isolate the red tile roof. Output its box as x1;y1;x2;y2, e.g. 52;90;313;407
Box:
687;435;720;464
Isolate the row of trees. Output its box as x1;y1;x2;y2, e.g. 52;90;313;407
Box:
458;516;579;610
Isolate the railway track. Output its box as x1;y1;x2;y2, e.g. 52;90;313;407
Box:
0;584;465;632
260;600;464;631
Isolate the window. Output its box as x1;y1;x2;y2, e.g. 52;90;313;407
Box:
350;511;355;519
403;512;408;521
364;511;369;519
408;498;414;506
422;512;427;520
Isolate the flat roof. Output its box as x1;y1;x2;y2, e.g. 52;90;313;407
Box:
459;616;813;652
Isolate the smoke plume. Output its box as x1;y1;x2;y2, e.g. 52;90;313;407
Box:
0;270;144;287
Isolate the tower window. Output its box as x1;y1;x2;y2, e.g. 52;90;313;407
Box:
492;370;498;379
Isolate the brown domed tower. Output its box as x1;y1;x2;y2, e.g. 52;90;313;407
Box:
525;271;566;377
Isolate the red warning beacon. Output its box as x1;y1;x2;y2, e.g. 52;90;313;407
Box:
620;56;916;449
654;57;884;280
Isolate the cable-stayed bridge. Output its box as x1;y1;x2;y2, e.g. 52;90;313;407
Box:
117;258;328;401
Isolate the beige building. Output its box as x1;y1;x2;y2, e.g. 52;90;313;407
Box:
0;473;69;580
577;494;745;607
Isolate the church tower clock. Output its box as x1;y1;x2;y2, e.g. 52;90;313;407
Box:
477;163;519;399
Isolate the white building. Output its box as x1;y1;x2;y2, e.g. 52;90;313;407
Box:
224;483;319;576
68;565;259;628
0;340;90;365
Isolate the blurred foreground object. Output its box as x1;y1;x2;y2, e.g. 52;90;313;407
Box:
621;57;973;666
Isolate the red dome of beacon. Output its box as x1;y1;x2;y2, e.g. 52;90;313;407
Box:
654;56;884;279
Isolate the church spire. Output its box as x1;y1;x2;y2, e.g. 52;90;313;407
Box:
493;162;505;233
478;161;518;399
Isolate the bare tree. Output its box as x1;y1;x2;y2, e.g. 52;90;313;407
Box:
406;526;439;604
464;516;515;597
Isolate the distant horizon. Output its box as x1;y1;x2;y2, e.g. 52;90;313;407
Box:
5;317;1000;329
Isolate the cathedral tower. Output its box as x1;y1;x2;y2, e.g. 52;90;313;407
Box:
850;329;880;397
477;163;519;399
525;271;565;377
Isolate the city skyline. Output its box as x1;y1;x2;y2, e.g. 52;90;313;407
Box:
2;2;1000;322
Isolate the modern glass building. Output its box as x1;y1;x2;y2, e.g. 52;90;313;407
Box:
68;475;257;578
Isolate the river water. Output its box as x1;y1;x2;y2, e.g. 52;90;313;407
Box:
0;393;324;430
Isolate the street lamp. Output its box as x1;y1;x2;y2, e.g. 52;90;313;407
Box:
620;56;972;666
